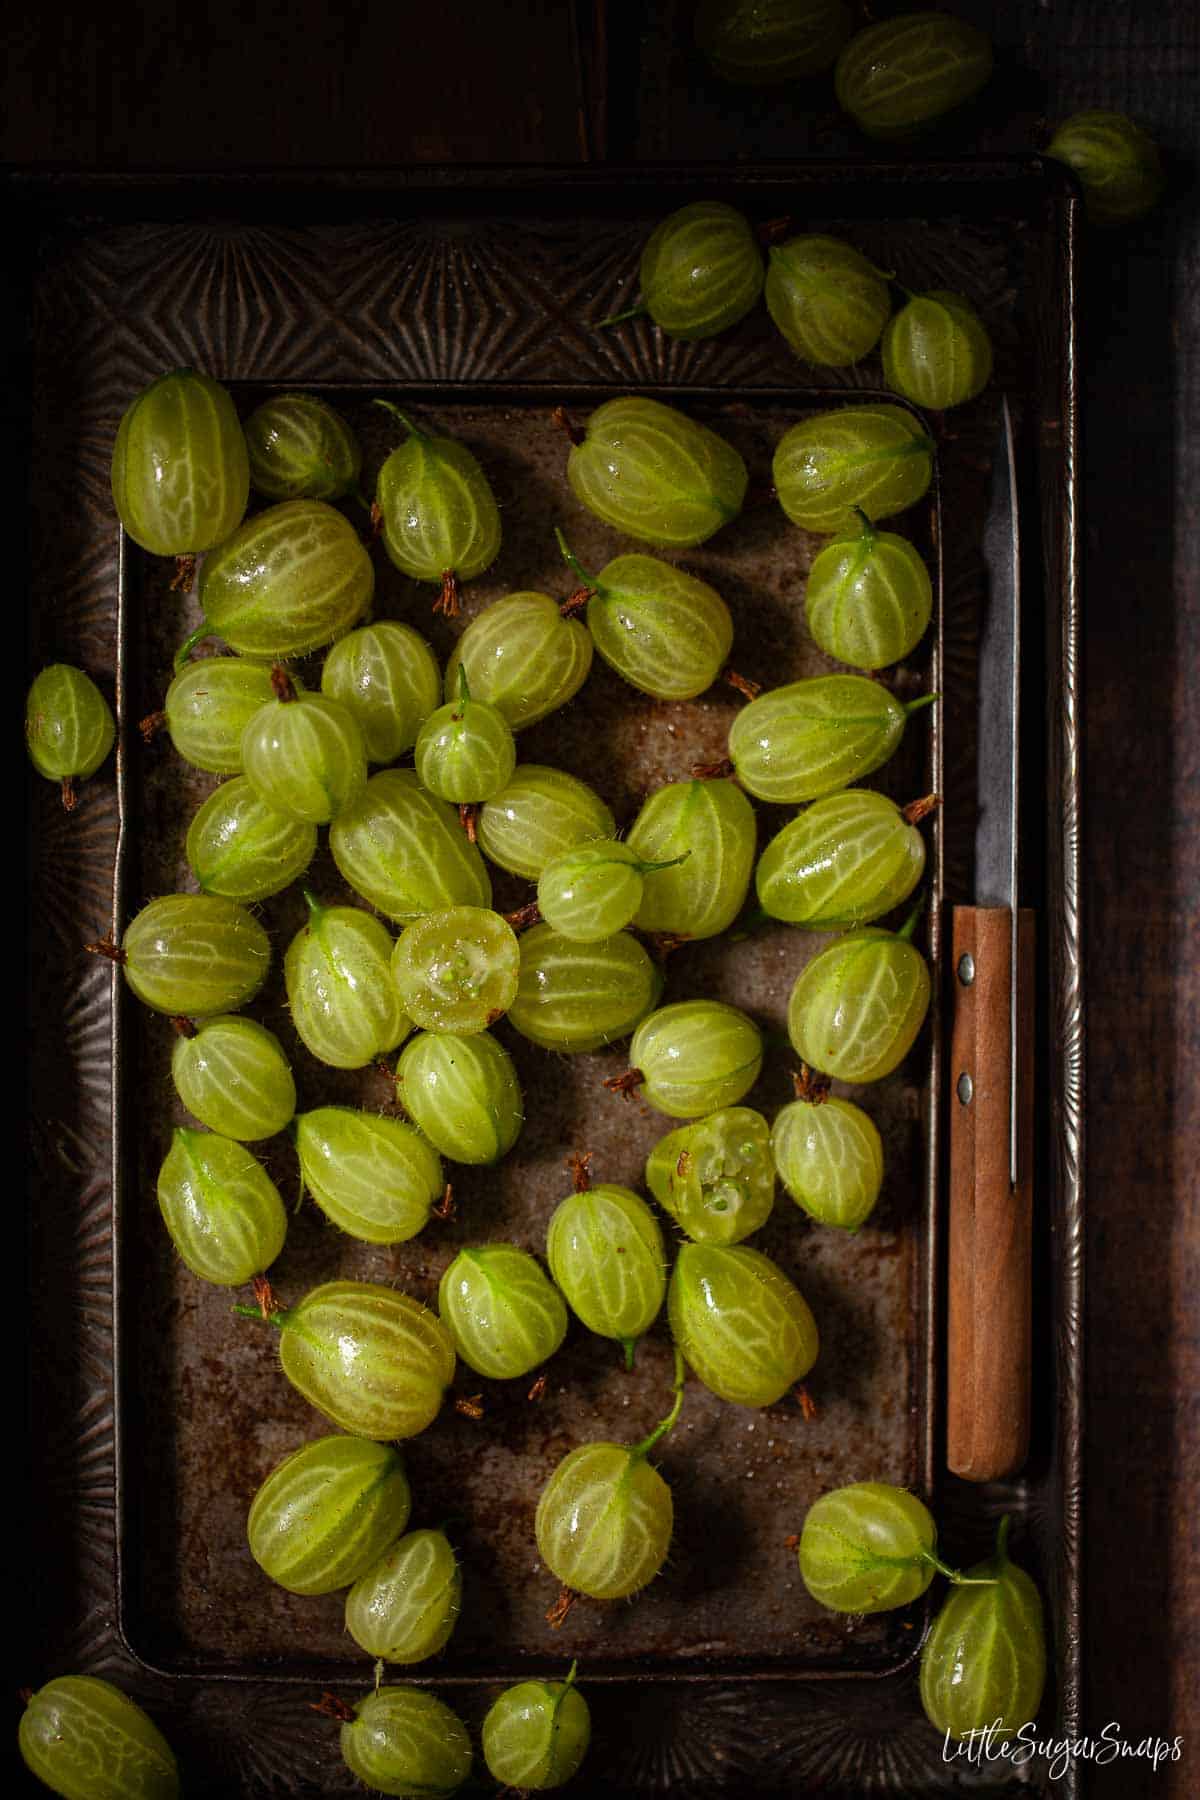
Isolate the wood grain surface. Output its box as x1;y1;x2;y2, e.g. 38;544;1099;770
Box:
5;1;1196;1794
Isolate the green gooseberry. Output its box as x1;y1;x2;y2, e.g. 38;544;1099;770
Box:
805;507;932;668
756;788;928;928
391;905;520;1035
882;289;993;411
920;1517;1047;1740
1046;109;1165;226
537;840;685;943
444;591;592;731
159;655;277;774
773;404;934;534
610;201;764;340
645;1106;775;1244
438;1245;568;1380
330;769;493;924
695;0;852;83
321;621;441;765
295;1107;443;1245
765;234;891;367
25;664;115;809
240;669;367;824
546;1182;666;1366
477;764;615;881
374;402;502;608
727;673;931;804
284;890;410;1069
534;1355;684;1599
669;1243;817;1405
115;894;271;1017
185;776;317;902
414;667;516;805
798;1480;978;1613
111;367;248;558
625;775;757;940
771;1069;884;1230
508;925;662;1054
787;910;931;1082
170;1014;296;1141
566;396;748;549
157;1127;287;1286
396;1029;523;1165
194;498;373;659
19;1676;179;1800
345;1528;462;1665
237;1279;456;1441
339;1688;472;1799
243;391;362;501
246;1435;411;1596
617;999;763;1120
482;1662;591;1791
556;530;733;701
835;11;993;139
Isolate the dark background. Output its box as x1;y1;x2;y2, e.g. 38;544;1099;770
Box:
5;1;1196;1794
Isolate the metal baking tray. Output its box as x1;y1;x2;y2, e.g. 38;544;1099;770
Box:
15;162;1082;1797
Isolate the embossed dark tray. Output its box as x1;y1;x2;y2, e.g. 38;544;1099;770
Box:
15;163;1082;1797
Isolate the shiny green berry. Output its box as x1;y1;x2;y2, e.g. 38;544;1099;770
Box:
881;289;993;411
396;1029;523;1165
111;367;248;557
621;1000;763;1120
477;765;615;881
285;891;410;1069
797;1480;940;1612
773;404;934;534
196;499;373;659
508;925;662;1053
414;668;516;804
159;656;277;774
1046;109;1165;226
625;776;756;940
244;391;362;501
537;840;685;943
170;1014;296;1141
345;1528;462;1665
117;894;270;1017
375;403;502;601
566;396;748;549
787;917;931;1082
805;508;931;668
756;789;928;927
695;0;852;82
920;1518;1047;1740
546;1183;665;1364
340;1688;472;1799
391;906;519;1034
771;1075;884;1230
444;592;592;731
19;1676;179;1800
330;769;493;924
157;1127;287;1285
26;664;115;808
482;1663;591;1791
765;235;891;367
321;621;441;765
645;1107;774;1244
247;1435;411;1596
240;672;367;824
669;1243;818;1405
728;674;928;804
634;201;764;340
185;776;317;902
557;532;733;701
438;1245;568;1379
295;1107;443;1244
835;12;993;139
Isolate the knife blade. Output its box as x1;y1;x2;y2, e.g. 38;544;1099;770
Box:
946;395;1035;1484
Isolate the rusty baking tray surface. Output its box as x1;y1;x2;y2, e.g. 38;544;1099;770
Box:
18;164;1082;1797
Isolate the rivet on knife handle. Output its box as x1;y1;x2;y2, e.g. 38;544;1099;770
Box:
947;905;1035;1481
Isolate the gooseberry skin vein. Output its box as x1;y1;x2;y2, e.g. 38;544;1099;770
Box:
244;391;362;502
881;289;994;412
18;1676;180;1800
668;1243;818;1406
438;1245;568;1380
477;764;615;881
797;1481;940;1613
240;687;368;825
835;11;994;139
765;235;891;368
345;1527;463;1665
626;1000;765;1120
246;1435;412;1597
160;656;278;774
111;367;249;558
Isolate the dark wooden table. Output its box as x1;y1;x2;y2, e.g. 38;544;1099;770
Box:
6;2;1196;1794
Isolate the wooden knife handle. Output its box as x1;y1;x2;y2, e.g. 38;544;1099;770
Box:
947;905;1035;1481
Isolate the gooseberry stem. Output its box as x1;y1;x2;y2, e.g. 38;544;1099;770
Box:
919;1547;998;1587
232;1302;288;1330
630;1347;686;1460
173;623;211;672
595;302;647;329
897;895;927;942
904;692;939;717
851;505;877;545
302;888;324;928
455;663;471;714
902;793;941;826
634;851;690;877
373;398;427;441
621;1336;637;1371
270;664;297;704
554;528;596;591
994;1513;1012;1565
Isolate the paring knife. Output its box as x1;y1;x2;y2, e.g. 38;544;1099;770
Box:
947;395;1035;1483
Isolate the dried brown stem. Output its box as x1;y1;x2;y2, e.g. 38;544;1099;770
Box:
432;1183;456;1222
559;586;594;617
552;405;586;448
648;931;692;961
603;1068;644;1099
172;1016;199;1040
675;1149;694;1180
60;776;78;813
503;900;542;932
758;215;793;246
902;793;941;826
724;668;761;701
690;758;736;781
545;1586;577;1629
527;1372;547;1403
792;1064;831;1106
457;802;479;843
139;710;167;745
367;499;384;542
794;1384;819;1421
270;664;297;703
308;1692;355;1723
84;933;123;964
252;1275;278;1320
454;1393;485;1421
433;569;462;617
566;1150;593;1193
783;1534;801;1553
170;553;197;594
